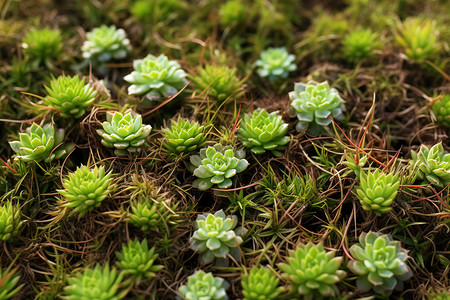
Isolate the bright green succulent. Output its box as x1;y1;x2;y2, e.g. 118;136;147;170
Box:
9;123;74;163
124;54;188;98
0;268;23;299
355;169;400;216
237;109;290;156
428;290;450;300
128;197;177;232
342;29;381;62
44;75;98;118
241;267;283;300
96;110;152;155
63;264;127;300
162;118;207;155
21;27;63;67
255;47;296;81
347;231;412;295
190;210;246;265
189;144;249;190
0;201;22;242
278;242;346;300
289;80;346;135
131;0;182;24
219;0;245;27
58;165;113;218
409;142;450;188
115;238;163;282
432;94;450;128
190;64;245;104
177;270;229;300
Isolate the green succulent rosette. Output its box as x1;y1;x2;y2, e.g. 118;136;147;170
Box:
58;165;113;218
44;75;98;118
355;169;400;216
177;270;229;300
278;242;346;300
289;80;345;135
96;110;152;155
432;94;450;128
124;54;188;98
162;118;207;155
347;231;412;295
189;144;249;190
409;142;450;188
22;27;63;67
237;109;290;156
255;47;296;81
82;25;130;63
241;267;283;300
0;268;23;299
0;201;22;242
128;198;177;232
9;123;73;163
342;29;381;62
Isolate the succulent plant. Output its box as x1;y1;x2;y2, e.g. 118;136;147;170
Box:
409;142;450;188
9;123;74;163
278;242;346;300
58;165;113;218
428;290;450;300
289;80;346;135
96;110;152;155
44;75;98;118
128;197;177;232
347;231;412;295
177;270;229;300
190;64;245;104
432;94;450;128
190;210;246;265
355;169;400;216
255;47;296;81
342;29;381;62
131;0;182;24
343;153;368;179
124;54;188;98
115;238;163;282
237;109;290;156
219;0;245;27
21;27;63;67
0;268;23;299
241;267;283;300
189;144;249;190
162;118;207;155
0;201;22;242
64;264;127;300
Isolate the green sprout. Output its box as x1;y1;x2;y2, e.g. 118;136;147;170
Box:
341;29;381;62
347;231;412;295
128;197;177;233
241;266;283;300
219;0;245;27
255;47;296;81
0;201;22;242
162;118;207;156
432;94;450;128
0;267;23;299
177;270;229;300
21;27;63;67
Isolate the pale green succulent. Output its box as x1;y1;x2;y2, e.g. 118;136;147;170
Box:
0;268;23;299
9;123;74;163
96;110;152;155
162;118;207;155
189;144;249;190
124;54;188;98
342;29;381;62
190;210;246;265
355;169;400;216
289;81;345;135
63;264;127;300
44;75;98;118
115;238;163;282
0;201;22;242
58;165;113;218
128;197;177;232
177;270;229;300
241;267;283;300
22;27;63;67
255;47;296;81
237;109;290;156
432;94;450;128
409;142;450;188
347;231;412;295
278;242;346;300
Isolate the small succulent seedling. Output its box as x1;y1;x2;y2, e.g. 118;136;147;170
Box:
96;110;152;155
432;94;450;128
255;47;296;81
219;0;245;27
278;242;346;300
427;290;450;300
190;209;246;265
355;169;400;216
189;144;249;190
63;264;127;299
177;270;229;300
9;123;74;163
22;27;63;67
347;231;412;295
341;29;381;62
44;75;98;118
162;118;207;155
241;266;283;300
0;267;23;299
131;0;182;24
0;201;22;242
342;153;368;179
115;238;163;282
237;108;290;156
124;54;188;99
289;80;346;135
409;142;450;188
58;165;113;218
128;198;177;232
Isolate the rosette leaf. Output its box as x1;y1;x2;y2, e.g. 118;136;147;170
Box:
0;201;22;242
241;267;283;300
432;94;450;128
177;270;229;300
255;47;296;81
162;118;207;155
